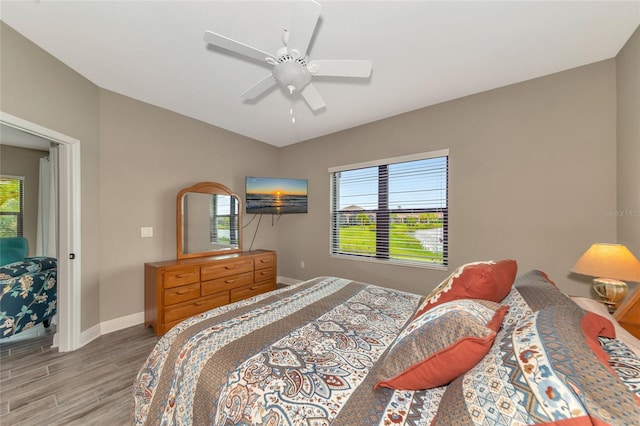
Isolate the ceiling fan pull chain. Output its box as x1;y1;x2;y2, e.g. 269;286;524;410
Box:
290;95;296;125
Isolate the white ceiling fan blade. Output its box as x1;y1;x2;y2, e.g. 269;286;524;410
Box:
308;60;372;78
287;0;321;58
300;83;326;111
204;31;274;63
241;75;277;100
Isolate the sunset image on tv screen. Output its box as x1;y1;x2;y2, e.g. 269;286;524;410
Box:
245;177;308;214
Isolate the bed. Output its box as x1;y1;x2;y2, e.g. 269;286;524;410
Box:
132;261;640;425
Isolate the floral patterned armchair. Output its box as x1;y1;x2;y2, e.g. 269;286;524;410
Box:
0;257;57;338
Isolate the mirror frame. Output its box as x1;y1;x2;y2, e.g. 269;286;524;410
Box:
176;181;242;259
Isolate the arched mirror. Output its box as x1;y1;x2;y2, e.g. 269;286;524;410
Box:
177;182;242;259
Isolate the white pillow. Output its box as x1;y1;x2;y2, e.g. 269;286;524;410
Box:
571;296;640;358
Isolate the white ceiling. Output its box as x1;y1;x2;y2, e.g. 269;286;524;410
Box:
1;1;638;147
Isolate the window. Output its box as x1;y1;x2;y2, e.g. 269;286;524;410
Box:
210;194;238;245
330;150;448;267
0;176;25;237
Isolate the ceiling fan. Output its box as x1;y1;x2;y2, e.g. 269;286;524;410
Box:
203;0;372;112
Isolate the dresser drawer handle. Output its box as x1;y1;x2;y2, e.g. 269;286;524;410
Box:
250;286;258;291
225;265;237;270
176;289;190;295
260;271;269;275
176;273;192;278
225;279;235;284
260;259;269;263
195;301;207;306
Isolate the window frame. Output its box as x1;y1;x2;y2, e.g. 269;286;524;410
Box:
329;150;449;269
0;175;25;238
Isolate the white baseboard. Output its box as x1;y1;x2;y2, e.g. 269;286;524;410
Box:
79;323;101;347
77;278;304;348
277;275;304;286
101;311;145;334
80;311;145;347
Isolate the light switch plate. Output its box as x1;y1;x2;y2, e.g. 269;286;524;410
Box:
140;227;153;238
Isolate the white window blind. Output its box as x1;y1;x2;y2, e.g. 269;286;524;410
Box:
210;195;239;245
329;151;448;267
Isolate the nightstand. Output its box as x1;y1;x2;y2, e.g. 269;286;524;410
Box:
614;286;640;340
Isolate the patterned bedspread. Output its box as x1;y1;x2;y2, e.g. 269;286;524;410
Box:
132;274;640;425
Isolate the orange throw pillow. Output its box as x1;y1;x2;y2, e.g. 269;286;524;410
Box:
375;299;508;390
415;259;517;318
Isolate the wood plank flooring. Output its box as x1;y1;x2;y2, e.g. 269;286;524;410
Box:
0;324;159;425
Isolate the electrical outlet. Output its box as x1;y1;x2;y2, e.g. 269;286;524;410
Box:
300;260;305;269
141;227;153;238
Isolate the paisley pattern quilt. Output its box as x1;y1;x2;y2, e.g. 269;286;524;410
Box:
132;273;640;425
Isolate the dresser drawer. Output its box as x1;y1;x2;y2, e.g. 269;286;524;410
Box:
230;280;275;303
201;272;253;296
146;250;277;335
164;283;200;305
254;267;275;283
201;259;253;281
254;253;275;270
164;267;200;289
164;291;229;324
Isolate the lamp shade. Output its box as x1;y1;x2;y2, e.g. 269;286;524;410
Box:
571;243;640;282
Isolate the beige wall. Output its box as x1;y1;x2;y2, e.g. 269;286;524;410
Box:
97;89;278;321
277;60;618;297
616;26;640;298
0;145;49;255
617;26;640;258
1;18;634;329
1;21;279;328
0;22;102;330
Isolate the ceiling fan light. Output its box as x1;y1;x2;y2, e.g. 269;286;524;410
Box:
273;61;311;92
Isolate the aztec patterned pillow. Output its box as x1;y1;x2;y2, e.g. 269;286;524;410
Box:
414;259;517;318
375;299;508;390
432;304;640;425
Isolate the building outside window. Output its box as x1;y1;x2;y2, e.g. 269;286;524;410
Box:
329;150;448;267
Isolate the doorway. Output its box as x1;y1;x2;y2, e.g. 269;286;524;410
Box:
0;112;81;352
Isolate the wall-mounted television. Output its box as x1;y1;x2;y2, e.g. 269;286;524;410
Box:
245;177;308;214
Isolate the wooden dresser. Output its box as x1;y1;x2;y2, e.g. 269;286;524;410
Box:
144;250;276;335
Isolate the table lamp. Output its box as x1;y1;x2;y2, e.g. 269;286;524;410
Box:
571;243;640;310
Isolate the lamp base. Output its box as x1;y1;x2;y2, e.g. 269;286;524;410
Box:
592;277;628;311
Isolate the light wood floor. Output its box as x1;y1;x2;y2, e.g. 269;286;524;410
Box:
0;324;159;425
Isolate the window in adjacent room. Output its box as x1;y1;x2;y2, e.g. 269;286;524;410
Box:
329;150;448;268
0;176;24;237
210;194;238;245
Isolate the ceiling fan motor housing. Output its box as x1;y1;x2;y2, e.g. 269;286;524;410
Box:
272;57;312;92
